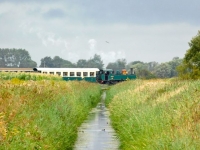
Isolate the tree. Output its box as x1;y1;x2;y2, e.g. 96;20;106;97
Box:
126;61;158;72
20;60;37;68
168;57;182;77
147;61;159;72
177;31;200;79
127;61;144;67
0;48;37;67
53;56;63;68
130;62;156;79
106;58;126;72
53;56;76;68
154;63;171;78
39;56;76;68
116;59;126;70
86;54;104;68
76;59;87;68
106;62;118;71
40;57;54;68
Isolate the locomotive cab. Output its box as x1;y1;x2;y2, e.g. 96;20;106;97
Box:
96;69;113;84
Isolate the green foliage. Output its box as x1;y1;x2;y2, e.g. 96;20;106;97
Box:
40;54;104;68
106;58;127;72
0;48;37;68
106;79;200;149
168;57;183;77
40;56;76;68
178;31;200;79
128;62;157;79
154;63;171;78
0;80;101;149
137;69;156;79
76;59;87;68
154;58;182;78
0;72;62;81
86;54;104;68
127;58;182;79
154;58;183;78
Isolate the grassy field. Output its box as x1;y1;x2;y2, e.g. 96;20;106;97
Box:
0;77;101;149
0;72;62;81
106;79;200;150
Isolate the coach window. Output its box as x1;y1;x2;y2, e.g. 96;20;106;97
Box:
76;72;81;76
50;72;54;75
63;72;68;76
90;72;94;77
83;72;88;77
70;72;74;76
56;72;61;76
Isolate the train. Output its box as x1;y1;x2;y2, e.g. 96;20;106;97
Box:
33;67;99;82
96;68;136;84
0;67;136;84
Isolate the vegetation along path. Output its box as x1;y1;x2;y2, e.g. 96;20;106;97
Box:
0;77;101;149
106;79;200;149
74;91;120;150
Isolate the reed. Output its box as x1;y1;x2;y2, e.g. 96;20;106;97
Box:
0;79;101;149
106;79;200;149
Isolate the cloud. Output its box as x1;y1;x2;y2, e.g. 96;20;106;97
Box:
0;1;200;67
98;51;126;66
43;8;66;19
87;39;126;65
88;39;97;50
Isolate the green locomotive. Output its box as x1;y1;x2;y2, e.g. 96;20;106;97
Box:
96;68;136;84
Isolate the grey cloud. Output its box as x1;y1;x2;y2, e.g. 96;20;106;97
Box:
0;0;55;3
1;0;199;24
43;8;66;19
78;0;200;25
0;0;200;66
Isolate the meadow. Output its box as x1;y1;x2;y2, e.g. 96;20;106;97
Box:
0;72;63;81
106;79;200;150
0;72;101;149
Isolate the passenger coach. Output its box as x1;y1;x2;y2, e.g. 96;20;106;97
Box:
33;68;99;82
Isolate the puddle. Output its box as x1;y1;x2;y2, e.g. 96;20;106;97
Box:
73;92;119;150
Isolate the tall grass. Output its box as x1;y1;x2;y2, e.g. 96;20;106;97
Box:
0;79;101;149
106;79;200;149
0;72;62;81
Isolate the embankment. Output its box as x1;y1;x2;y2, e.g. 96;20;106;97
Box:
0;79;101;149
106;79;200;149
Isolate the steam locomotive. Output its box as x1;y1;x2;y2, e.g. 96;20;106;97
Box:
96;68;136;84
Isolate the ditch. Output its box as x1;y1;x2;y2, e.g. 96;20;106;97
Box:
73;91;119;150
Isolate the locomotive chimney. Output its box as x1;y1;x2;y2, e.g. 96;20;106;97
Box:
130;68;134;74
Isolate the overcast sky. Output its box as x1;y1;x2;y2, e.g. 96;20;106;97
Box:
0;0;199;66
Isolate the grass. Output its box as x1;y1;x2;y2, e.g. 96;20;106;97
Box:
0;78;101;149
106;79;200;150
0;72;62;81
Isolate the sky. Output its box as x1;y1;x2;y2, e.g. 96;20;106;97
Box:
0;0;199;67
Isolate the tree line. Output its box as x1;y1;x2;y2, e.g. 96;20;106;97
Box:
40;54;104;69
1;30;199;79
0;48;37;68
